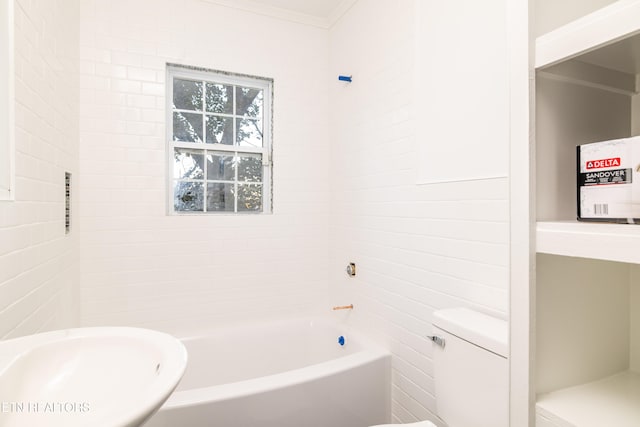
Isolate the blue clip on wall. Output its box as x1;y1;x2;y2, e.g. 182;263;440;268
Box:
338;75;352;82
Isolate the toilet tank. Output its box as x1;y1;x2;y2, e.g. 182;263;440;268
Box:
431;308;508;427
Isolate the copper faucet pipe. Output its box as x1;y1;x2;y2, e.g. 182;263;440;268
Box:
332;304;354;310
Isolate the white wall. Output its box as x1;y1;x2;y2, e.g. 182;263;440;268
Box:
633;94;640;373
414;0;509;184
536;254;630;395
0;0;80;338
328;0;509;423
633;91;640;136
630;266;640;372
0;0;13;199
77;0;331;334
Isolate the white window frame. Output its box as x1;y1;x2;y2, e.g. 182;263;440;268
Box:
166;65;273;214
0;0;14;201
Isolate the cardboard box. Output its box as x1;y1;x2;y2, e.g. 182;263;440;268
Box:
577;136;640;223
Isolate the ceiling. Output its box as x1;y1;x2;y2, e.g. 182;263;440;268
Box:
204;0;355;28
250;0;347;19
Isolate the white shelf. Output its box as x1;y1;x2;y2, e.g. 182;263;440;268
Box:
537;221;640;264
536;0;640;70
536;371;640;427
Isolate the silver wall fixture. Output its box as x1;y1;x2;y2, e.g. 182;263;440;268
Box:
346;262;356;277
427;335;446;348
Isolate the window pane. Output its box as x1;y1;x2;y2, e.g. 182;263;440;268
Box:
235;87;263;119
237;154;262;183
236;118;262;147
206;83;233;114
207;183;235;212
168;67;271;215
174;148;204;179
206;153;235;181
174;181;204;212
206;115;233;145
237;184;262;212
173;78;203;111
173;112;203;143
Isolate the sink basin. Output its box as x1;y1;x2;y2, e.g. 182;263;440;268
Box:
0;327;187;427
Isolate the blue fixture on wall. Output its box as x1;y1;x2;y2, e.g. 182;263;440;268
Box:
338;335;346;346
338;75;352;82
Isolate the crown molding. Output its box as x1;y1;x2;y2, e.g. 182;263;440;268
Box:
327;0;358;28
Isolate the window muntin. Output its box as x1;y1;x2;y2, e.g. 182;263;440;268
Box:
167;66;272;214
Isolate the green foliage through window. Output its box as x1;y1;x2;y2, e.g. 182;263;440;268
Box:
168;66;271;214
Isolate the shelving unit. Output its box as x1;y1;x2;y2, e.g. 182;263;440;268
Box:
534;1;640;426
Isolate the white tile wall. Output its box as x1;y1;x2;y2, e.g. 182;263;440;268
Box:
3;1;511;423
0;0;80;339
77;0;331;334
328;0;509;423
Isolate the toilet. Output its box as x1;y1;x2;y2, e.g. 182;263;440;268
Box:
371;308;509;427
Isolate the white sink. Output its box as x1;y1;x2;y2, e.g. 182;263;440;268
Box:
0;327;188;427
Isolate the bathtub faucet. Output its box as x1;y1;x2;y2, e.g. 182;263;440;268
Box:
332;304;354;311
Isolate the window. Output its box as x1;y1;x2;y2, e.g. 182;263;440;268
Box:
0;0;14;201
167;65;272;214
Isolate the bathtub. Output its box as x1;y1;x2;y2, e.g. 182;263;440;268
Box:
145;317;391;427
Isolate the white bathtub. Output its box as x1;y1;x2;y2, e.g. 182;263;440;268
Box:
145;317;391;427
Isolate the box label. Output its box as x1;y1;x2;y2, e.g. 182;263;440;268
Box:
579;168;632;186
586;157;621;169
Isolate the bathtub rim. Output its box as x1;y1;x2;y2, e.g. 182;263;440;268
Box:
164;318;390;410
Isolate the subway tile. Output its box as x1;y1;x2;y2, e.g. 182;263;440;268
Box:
127;67;157;82
111;78;142;94
95;63;127;79
141;82;164;97
111;51;143;67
